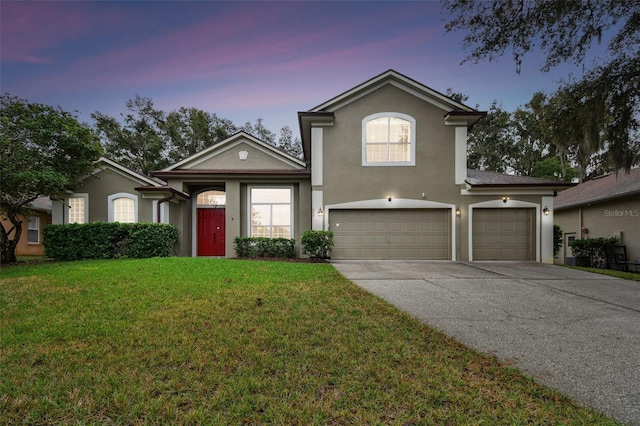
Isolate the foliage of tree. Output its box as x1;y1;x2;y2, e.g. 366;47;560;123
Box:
444;0;640;173
277;125;303;160
531;157;576;182
510;92;550;177
243;118;277;146
465;90;582;182
0;94;102;263
92;95;168;175
164;107;237;163
94;99;306;174
467;101;515;173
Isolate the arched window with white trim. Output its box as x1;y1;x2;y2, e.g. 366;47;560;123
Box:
108;193;138;223
362;112;416;166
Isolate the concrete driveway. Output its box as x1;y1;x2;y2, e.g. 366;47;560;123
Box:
331;261;640;425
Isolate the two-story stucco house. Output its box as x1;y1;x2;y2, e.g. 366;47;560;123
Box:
52;70;569;262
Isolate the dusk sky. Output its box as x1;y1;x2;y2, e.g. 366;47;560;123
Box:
1;1;609;139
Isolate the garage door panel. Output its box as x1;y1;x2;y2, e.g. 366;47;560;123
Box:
403;235;418;245
389;222;403;232
330;209;450;260
473;208;534;261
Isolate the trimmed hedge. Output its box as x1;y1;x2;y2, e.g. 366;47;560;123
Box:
569;236;619;268
43;222;179;261
301;230;334;259
233;237;295;258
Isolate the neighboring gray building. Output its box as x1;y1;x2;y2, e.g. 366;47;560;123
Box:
54;70;570;262
554;168;640;266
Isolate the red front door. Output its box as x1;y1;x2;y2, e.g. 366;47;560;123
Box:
197;208;225;256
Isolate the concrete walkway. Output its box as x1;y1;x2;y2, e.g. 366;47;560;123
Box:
331;261;640;425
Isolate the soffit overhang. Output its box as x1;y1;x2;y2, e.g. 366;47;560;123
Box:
133;186;190;200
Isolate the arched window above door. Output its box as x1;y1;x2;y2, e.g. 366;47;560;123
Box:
197;190;226;207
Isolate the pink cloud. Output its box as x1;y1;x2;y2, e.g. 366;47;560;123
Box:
0;1;136;64
4;0;450;122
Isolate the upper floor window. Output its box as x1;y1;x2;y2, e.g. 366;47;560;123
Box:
108;193;138;223
362;113;416;166
68;195;88;224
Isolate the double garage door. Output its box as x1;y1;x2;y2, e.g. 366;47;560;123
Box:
329;207;535;261
472;208;534;260
329;209;450;260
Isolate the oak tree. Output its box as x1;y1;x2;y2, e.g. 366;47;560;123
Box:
444;0;640;172
0;95;102;263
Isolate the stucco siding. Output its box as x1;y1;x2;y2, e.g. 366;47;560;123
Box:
555;196;640;264
73;169;151;222
321;84;458;206
186;141;301;171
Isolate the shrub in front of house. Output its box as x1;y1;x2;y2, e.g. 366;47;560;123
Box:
553;224;563;258
301;230;334;259
233;237;296;258
127;224;180;258
569;236;619;268
44;222;179;261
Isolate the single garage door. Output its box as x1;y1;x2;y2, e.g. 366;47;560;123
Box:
329;209;450;260
472;208;534;260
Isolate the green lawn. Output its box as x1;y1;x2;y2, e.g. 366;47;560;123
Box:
1;258;619;424
565;265;640;281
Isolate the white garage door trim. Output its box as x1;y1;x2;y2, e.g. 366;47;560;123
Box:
325;198;457;260
468;199;540;262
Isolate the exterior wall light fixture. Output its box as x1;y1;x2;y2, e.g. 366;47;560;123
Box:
388;196;392;202
456;207;461;216
502;196;509;204
317;208;324;217
543;206;550;216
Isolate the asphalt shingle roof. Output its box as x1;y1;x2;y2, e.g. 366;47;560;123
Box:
466;169;570;187
28;196;52;212
554;168;640;209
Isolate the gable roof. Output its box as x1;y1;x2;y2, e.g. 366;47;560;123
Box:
309;69;479;114
160;131;306;172
94;157;165;187
554;168;640;209
466;169;572;189
298;70;486;163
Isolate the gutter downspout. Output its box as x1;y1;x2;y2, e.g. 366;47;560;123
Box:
157;193;175;223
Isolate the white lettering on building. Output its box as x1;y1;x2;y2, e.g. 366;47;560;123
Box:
603;209;639;217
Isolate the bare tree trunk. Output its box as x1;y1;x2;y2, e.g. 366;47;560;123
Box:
1;210;22;264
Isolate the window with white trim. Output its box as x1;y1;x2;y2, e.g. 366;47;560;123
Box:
27;216;39;244
108;193;138;223
250;187;292;239
362;113;416;166
69;196;87;224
